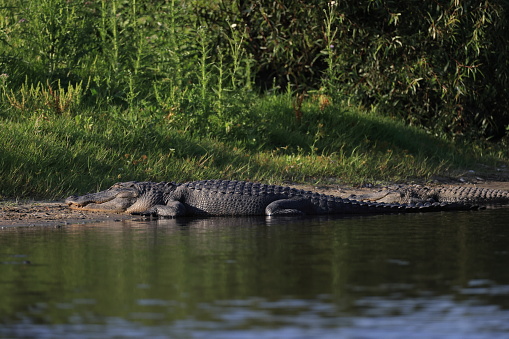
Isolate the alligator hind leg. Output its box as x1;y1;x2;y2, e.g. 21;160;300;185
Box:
265;198;314;216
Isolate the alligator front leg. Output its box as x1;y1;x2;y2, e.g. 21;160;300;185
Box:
132;200;187;217
265;198;315;216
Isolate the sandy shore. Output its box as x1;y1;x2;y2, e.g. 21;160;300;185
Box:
2;178;509;228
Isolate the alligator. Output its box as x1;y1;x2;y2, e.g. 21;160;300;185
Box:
65;180;479;218
349;184;509;205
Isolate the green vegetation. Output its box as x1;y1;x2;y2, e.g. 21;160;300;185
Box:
0;0;508;199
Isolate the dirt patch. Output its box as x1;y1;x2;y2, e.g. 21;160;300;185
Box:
0;201;133;228
2;179;509;228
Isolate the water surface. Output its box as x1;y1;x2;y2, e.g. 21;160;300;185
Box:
1;208;509;338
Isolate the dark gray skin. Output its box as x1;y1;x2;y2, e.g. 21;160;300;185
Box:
349;185;509;205
65;180;479;218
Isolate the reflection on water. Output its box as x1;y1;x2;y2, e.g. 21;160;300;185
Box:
1;209;509;338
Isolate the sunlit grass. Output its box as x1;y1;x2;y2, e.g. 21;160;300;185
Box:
1;94;506;200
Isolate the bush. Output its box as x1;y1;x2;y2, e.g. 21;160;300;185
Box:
0;0;508;140
203;0;509;139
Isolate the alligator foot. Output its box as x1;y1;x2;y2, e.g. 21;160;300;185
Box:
131;210;159;218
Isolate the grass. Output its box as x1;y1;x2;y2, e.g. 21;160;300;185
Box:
0;1;508;200
1;91;507;200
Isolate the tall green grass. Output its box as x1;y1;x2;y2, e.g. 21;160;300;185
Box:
1;91;506;199
0;1;507;199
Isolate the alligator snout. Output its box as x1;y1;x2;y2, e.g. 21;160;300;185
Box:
65;188;139;212
65;195;84;206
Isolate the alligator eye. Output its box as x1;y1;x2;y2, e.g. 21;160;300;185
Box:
111;182;136;189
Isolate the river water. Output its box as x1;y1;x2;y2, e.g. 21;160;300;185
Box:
1;208;509;338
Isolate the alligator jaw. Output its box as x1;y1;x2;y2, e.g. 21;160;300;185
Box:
67;201;130;213
65;189;139;213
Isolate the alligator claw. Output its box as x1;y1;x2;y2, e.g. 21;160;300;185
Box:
131;210;158;217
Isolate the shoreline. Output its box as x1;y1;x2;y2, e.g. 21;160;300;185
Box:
2;180;509;228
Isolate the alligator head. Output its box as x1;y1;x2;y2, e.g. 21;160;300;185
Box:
65;181;176;214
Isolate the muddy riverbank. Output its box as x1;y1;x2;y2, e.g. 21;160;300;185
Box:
2;178;509;228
